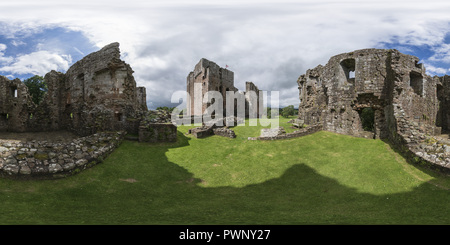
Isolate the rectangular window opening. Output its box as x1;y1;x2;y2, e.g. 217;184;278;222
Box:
115;112;123;122
11;87;18;98
410;71;423;96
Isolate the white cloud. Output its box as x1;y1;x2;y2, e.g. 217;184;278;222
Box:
0;50;72;76
423;63;449;76
0;43;14;64
1;1;450;107
11;40;26;47
428;43;450;64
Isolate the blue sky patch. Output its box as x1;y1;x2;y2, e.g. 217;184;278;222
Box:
0;25;97;80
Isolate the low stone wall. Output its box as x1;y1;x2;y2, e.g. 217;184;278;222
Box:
249;124;323;140
188;126;236;139
0;131;125;179
390;105;450;173
393;130;450;174
188;126;213;138
138;123;178;143
212;127;236;138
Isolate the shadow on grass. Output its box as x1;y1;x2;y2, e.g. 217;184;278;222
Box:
381;138;450;177
89;132;450;225
0;131;449;225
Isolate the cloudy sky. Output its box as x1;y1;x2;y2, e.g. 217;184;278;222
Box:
0;0;450;109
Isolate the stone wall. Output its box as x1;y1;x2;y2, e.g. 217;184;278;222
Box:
212;127;236;138
0;76;35;132
245;81;263;118
297;48;449;172
249;124;323;140
187;58;237;116
0;43;148;137
437;75;450;133
188;125;236;139
186;58;263;120
138;123;178;143
0;131;125;179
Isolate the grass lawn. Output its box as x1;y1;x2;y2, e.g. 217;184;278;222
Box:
0;117;449;224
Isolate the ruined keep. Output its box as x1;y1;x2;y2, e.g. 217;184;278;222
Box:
0;42;148;136
0;43;177;179
186;58;263;119
297;48;450;172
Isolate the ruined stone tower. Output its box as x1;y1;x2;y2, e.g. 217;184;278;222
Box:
297;48;450;171
186;58;263;119
0;42;148;136
186;58;237;117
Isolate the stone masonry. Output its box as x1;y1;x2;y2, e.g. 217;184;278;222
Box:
0;42;178;179
186;58;263;120
0;42;148;136
297;48;450;172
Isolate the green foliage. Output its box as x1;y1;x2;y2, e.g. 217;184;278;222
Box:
156;106;175;112
23;75;47;105
281;105;296;118
360;107;375;131
265;107;272;119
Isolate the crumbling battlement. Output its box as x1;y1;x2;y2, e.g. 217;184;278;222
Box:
0;43;148;136
297;48;450;172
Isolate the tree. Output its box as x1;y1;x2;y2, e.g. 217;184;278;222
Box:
266;107;272;119
23;75;47;105
360;107;375;131
156;106;175;112
281;105;296;118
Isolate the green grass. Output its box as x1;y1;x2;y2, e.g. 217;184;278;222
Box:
0;117;449;224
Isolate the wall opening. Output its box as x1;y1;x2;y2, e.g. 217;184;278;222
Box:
115;112;123;122
349;71;355;79
0;113;8;130
340;58;356;84
359;107;375;132
306;85;313;96
410;71;423;96
11;86;18;98
0;113;8;121
203;66;208;79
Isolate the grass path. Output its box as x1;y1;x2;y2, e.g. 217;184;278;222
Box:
383;142;449;191
0;117;448;224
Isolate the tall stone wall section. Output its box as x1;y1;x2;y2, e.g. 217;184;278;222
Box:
245;81;263;118
297;48;449;172
186;58;263;121
0;43;148;136
187;58;237;117
437;75;450;133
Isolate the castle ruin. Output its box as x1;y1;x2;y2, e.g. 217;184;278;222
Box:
297;48;450;172
0;43;177;179
0;42;148;136
186;58;263;120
